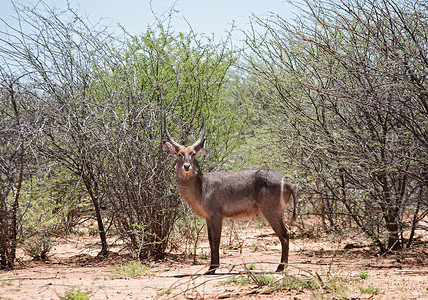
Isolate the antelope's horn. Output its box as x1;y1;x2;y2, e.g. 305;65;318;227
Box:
191;114;206;148
164;114;182;150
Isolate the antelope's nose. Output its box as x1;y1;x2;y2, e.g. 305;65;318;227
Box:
183;163;191;170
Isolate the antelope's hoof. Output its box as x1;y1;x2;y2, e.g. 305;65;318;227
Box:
275;264;286;272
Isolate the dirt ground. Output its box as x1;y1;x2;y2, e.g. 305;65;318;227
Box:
1;224;427;299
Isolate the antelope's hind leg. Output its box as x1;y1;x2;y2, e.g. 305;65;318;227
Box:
262;212;290;272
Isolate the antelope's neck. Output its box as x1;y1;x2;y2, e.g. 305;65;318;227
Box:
177;174;202;201
176;174;206;217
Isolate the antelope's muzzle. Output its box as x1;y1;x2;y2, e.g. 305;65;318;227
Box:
183;152;192;171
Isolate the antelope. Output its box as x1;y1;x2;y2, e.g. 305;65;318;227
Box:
163;115;296;275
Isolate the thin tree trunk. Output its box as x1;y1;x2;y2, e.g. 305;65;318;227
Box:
0;194;8;269
83;175;108;255
10;160;23;266
380;173;401;251
407;187;422;248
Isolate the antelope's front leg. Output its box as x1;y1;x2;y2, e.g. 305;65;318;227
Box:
205;216;223;275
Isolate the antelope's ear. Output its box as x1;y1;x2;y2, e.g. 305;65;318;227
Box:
163;141;178;155
194;139;205;154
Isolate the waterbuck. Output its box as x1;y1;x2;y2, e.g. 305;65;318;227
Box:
163;115;296;274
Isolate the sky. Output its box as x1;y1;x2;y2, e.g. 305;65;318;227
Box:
0;0;298;44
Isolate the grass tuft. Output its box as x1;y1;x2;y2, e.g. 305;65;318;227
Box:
60;289;91;300
359;285;380;295
110;261;154;279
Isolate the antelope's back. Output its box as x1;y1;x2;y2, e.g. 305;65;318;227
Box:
201;169;284;219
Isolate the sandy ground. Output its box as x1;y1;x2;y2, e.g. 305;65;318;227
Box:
0;225;427;299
